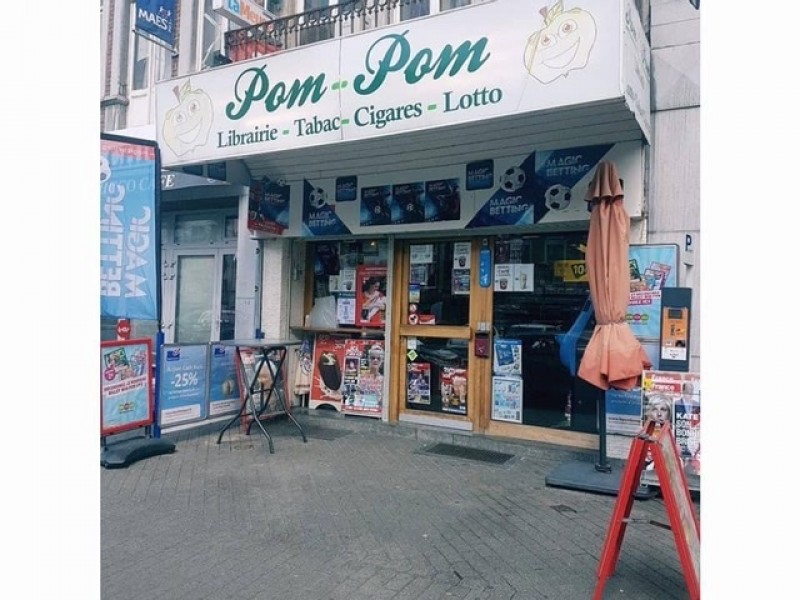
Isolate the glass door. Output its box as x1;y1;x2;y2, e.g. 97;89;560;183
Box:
166;248;237;344
394;238;493;430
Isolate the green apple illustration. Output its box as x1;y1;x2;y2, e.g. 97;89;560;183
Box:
162;80;214;156
524;1;597;84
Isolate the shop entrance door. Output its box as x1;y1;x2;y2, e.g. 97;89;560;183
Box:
391;238;493;431
163;248;237;344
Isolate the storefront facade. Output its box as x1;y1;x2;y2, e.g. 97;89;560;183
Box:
151;0;658;449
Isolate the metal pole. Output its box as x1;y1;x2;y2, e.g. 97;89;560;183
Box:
595;388;611;472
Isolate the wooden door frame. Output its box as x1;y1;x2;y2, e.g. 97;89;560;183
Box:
388;237;494;433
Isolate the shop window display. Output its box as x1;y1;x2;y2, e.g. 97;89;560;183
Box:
309;240;388;329
406;241;470;326
405;337;469;415
491;233;597;432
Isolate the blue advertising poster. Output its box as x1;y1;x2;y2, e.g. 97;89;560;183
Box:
466;152;537;228
467;144;613;229
248;177;290;234
208;344;241;416
335;176;358;202
302;179;352;235
424;179;461;222
135;0;176;49
391;182;426;224
628;244;679;341
100;138;159;320
101;340;153;434
605;388;644;435
360;185;392;226
466;159;494;191
158;344;209;426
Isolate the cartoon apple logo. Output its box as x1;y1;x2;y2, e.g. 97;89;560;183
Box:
162;80;214;156
524;1;597;84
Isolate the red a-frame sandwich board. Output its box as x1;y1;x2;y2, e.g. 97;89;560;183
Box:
593;420;700;600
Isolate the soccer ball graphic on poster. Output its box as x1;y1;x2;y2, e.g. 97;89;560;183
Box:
500;166;526;193
308;187;328;209
544;184;572;210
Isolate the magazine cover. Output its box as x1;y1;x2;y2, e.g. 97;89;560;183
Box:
493;338;522;376
407;362;432;405
340;339;384;416
440;367;468;414
641;370;701;478
355;266;387;327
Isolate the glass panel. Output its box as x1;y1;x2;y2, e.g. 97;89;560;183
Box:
174;215;220;244
406;337;468;415
440;0;471;11
491;233;595;432
132;34;150;90
219;254;237;341
301;0;335;45
201;0;222;69
175;255;216;343
401;0;430;20
224;216;238;239
310;240;388;328
406;240;469;326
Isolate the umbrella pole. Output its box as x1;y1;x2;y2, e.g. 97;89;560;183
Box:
595;389;612;472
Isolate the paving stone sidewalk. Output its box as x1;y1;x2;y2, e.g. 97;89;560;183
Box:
102;413;698;599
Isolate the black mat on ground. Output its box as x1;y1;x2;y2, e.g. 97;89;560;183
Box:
101;437;176;469
421;443;515;465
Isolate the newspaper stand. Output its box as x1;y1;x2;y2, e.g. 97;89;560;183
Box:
594;420;700;600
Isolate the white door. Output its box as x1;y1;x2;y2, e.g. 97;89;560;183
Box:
163;248;237;344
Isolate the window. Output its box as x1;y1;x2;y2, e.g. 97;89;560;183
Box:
405;240;470;327
199;0;228;70
401;0;430;20
130;3;172;92
300;0;336;45
132;32;150;91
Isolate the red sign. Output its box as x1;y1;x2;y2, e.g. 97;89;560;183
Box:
594;420;700;600
116;319;132;340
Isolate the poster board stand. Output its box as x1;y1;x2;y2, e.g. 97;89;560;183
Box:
100;338;175;469
593;420;700;600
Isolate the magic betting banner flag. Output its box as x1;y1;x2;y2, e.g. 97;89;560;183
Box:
101;138;159;320
135;0;176;49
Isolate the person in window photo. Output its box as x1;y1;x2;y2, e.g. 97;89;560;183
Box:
360;277;386;323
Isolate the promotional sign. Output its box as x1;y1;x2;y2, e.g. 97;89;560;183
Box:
135;0;176;50
491;376;523;423
158;344;209;426
641;370;701;479
355;266;387;327
407;362;432;406
100;137;159;320
248;177;290;234
302;179;352;236
468;144;612;229
212;0;268;28
604;388;643;435
208;343;241;416
628;244;679;340
100;339;154;435
493;339;522;376
341;339;384;416
440;367;468;415
156;0;637;165
309;334;348;409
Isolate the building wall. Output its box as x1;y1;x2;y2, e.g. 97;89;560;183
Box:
648;0;701;371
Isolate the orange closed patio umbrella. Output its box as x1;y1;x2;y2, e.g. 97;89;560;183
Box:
578;161;651;390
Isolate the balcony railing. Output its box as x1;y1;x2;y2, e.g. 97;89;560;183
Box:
224;0;478;63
